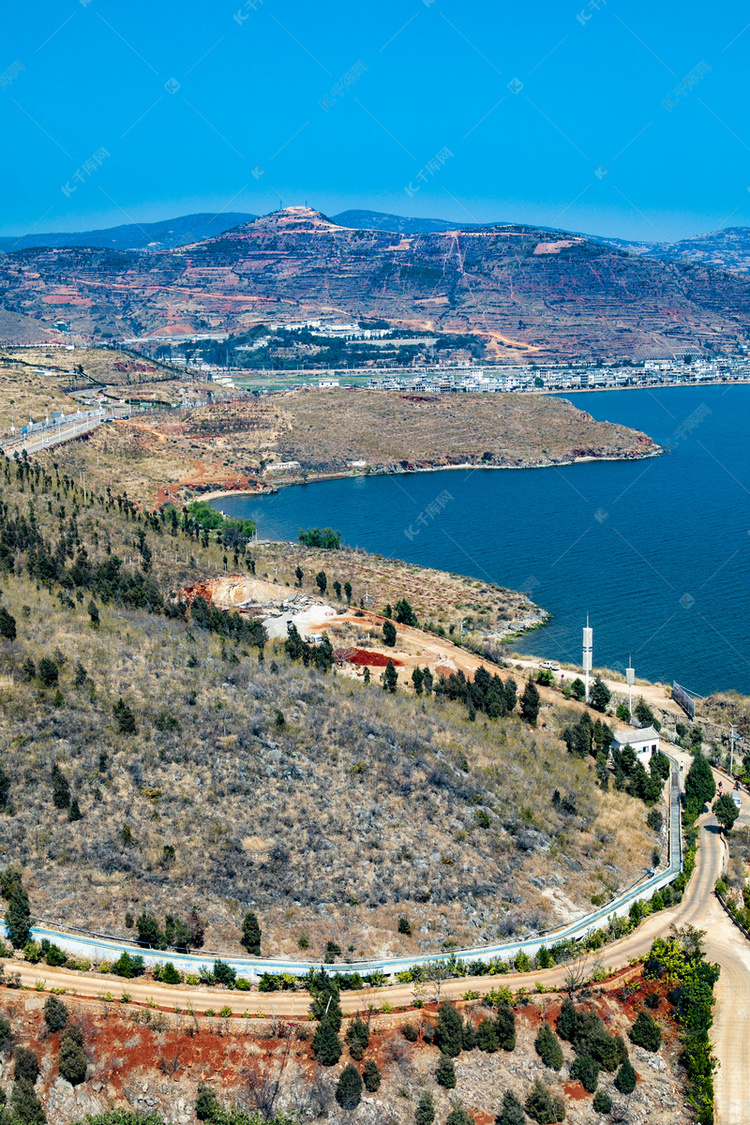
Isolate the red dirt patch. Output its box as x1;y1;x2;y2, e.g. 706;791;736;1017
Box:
350;649;403;667
562;1080;589;1101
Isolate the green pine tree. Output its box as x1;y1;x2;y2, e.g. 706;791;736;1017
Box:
496;1089;526;1125
58;1025;86;1086
614;1058;637;1094
415;1090;436;1125
436;1051;456;1088
589;676;611;712
684;751;715;814
241;910;261;955
525;1078;565;1123
534;1022;564;1070
495;1001;517;1050
311;1018;342;1066
4;877;32;948
335;1063;363;1109
436;1001;464;1057
362;1059;381;1092
11;1077;46;1124
520;680;540;725
383;658;398;693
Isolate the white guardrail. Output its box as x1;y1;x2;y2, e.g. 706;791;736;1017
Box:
2;758;683;981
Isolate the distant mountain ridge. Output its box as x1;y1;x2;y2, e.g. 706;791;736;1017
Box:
2;205;750;360
3;208;750;274
0;212;257;254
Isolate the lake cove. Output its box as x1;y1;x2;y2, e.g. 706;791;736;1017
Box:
212;385;750;696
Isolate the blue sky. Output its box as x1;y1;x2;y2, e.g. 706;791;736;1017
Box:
1;0;749;240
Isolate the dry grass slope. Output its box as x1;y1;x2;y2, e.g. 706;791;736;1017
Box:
0;454;656;960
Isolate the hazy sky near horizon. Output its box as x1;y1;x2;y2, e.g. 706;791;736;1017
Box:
2;0;749;241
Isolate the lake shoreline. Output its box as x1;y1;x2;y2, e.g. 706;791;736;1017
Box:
204;446;663;504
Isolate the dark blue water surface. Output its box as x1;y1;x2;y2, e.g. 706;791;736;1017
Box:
214;385;750;696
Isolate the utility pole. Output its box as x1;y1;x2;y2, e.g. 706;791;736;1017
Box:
626;656;635;719
730;724;736;778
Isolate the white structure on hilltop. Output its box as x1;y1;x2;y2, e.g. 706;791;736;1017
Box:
582;616;593;701
611;726;661;764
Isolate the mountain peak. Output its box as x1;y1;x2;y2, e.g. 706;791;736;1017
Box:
251;206;341;231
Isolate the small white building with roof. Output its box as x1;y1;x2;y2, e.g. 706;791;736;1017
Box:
611;726;660;764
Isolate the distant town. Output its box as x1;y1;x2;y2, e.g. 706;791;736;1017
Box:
122;319;750;397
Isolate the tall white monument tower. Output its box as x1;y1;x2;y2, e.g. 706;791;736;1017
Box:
582;616;593;702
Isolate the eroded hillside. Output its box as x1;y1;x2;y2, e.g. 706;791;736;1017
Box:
2;208;750;359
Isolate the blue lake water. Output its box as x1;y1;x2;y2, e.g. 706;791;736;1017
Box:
213;385;750;697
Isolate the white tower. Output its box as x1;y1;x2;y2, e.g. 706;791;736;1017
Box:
582;616;593;702
626;656;635;719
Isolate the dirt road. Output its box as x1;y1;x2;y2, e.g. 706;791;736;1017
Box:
7;812;748;1121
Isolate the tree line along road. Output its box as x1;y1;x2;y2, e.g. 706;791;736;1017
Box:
4;803;748;1123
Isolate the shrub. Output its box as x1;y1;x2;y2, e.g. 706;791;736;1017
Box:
614;1059;637;1094
299;527;340;550
496;1090;526;1125
43;995;69;1032
38;657;59;687
436;1051;456;1088
0;606;16;641
402;1022;419;1042
14;1046;39;1083
398;915;412;935
51;765;71;809
363;1058;381;1092
436;1001;464;1057
58;1025;86;1086
592;1090;612;1114
23;941;43;964
629;1010;661;1052
525;1078;566;1123
415;1090;436;1125
535;1022;564;1070
112;951;145;979
158;962;182;985
446;1109;476;1125
0;1014;12;1051
45;942;67;967
335;1063;362;1110
570;1053;599;1092
135;912;166;950
213;960;237;988
196;1082;220;1121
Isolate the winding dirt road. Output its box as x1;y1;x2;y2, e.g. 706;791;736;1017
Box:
7;813;748;1122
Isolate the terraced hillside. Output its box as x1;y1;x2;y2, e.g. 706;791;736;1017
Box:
2;207;750;359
